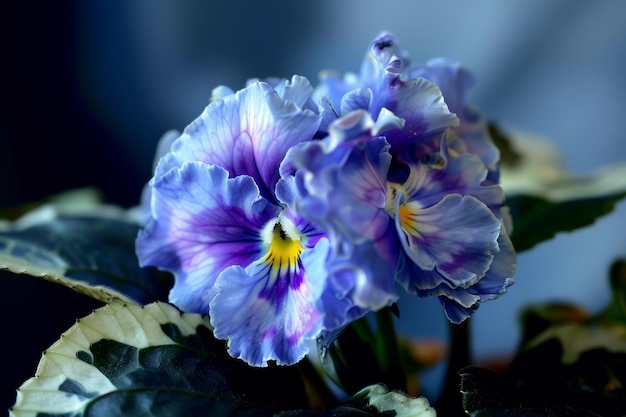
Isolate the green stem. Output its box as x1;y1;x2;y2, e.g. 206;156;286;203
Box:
298;357;340;409
351;315;377;348
436;319;471;416
598;259;626;324
375;307;406;391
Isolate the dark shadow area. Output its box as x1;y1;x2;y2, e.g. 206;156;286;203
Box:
1;271;102;412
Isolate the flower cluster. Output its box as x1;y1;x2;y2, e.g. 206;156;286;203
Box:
136;32;516;367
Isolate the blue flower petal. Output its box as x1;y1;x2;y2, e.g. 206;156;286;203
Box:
439;295;480;324
154;81;320;203
400;141;505;216
314;71;359;121
313;31;459;156
290;129;392;245
340;87;372;116
379;77;459;154
210;225;330;366
468;232;516;302
267;75;318;113
424;235;515;324
353;32;459;151
136;162;280;313
316;96;340;136
408;58;473;116
395;193;501;286
286;111;401;327
320;238;400;332
410;58;500;177
359;31;407;95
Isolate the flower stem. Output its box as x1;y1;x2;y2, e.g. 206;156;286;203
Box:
351;315;377;347
436;319;471;416
375;306;406;391
298;357;340;409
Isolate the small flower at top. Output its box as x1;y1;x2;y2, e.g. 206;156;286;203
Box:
314;31;459;157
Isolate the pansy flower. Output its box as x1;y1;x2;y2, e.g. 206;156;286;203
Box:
288;107;515;323
300;31;516;322
314;31;459;159
390;133;516;322
314;32;504;187
137;78;336;366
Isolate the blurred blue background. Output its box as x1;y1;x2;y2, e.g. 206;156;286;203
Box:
2;0;626;406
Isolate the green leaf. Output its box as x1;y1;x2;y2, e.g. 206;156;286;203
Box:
10;302;433;417
10;302;305;417
0;205;172;304
507;192;626;252
497;128;626;252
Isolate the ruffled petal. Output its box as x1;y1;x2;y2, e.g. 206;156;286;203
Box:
340;87;372;115
439;295;480;324
378;77;459;153
278;167;400;331
320;237;400;332
400;141;504;213
210;229;330;366
359;31;408;95
155;81;320;203
313;71;360;119
356;33;459;153
426;235;516;323
286;111;402;329
136;162;279;313
409;58;500;175
313;31;458;155
316;96;340;136
468;231;516;302
288;121;392;245
395;193;501;286
403;234;517;323
267;75;318;113
396;253;481;323
408;57;473;116
397;206;516;323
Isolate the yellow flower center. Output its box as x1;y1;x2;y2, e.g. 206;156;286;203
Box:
260;216;304;279
386;182;424;237
265;222;304;269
